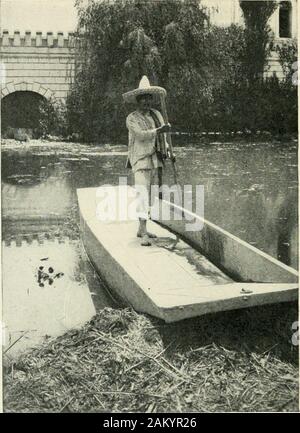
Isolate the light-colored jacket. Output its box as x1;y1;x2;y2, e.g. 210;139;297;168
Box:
126;109;166;168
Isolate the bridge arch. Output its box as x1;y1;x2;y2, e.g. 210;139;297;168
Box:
1;81;56;100
1;88;56;137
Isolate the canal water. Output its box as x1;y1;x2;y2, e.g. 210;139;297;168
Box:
2;139;298;357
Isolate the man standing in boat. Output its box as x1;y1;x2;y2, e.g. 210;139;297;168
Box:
122;76;171;246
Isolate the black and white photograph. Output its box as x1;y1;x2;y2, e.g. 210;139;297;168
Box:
0;0;299;414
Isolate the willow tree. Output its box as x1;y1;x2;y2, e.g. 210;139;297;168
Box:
120;27;161;89
68;0;211;141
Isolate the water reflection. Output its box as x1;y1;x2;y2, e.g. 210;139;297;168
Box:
2;237;118;358
2;163;73;220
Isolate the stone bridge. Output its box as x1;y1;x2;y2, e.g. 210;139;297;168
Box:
0;30;75;102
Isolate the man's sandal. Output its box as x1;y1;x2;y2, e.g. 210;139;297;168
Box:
137;231;157;239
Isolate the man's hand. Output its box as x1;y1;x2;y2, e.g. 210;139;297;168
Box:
157;123;171;134
167;149;176;163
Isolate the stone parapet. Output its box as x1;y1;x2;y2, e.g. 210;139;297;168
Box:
0;30;76;48
0;30;76;101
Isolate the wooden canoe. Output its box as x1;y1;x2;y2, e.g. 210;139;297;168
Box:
77;186;298;323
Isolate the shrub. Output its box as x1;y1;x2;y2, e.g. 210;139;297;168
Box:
37;98;68;138
275;38;298;82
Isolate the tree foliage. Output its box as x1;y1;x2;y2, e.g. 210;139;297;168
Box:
239;0;278;81
237;0;297;134
67;0;297;141
68;0;214;141
275;38;298;81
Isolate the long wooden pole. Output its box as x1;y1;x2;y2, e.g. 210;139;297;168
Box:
159;94;183;229
160;95;178;185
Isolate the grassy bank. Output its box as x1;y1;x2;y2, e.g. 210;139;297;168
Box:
3;304;298;413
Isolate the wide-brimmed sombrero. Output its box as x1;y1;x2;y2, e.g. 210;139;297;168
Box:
122;75;166;104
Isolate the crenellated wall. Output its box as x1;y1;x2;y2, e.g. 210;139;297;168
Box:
0;30;76;101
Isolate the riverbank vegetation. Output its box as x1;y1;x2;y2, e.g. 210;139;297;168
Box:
4;304;298;412
63;0;297;143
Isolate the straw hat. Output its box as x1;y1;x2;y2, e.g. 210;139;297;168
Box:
122;75;166;104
